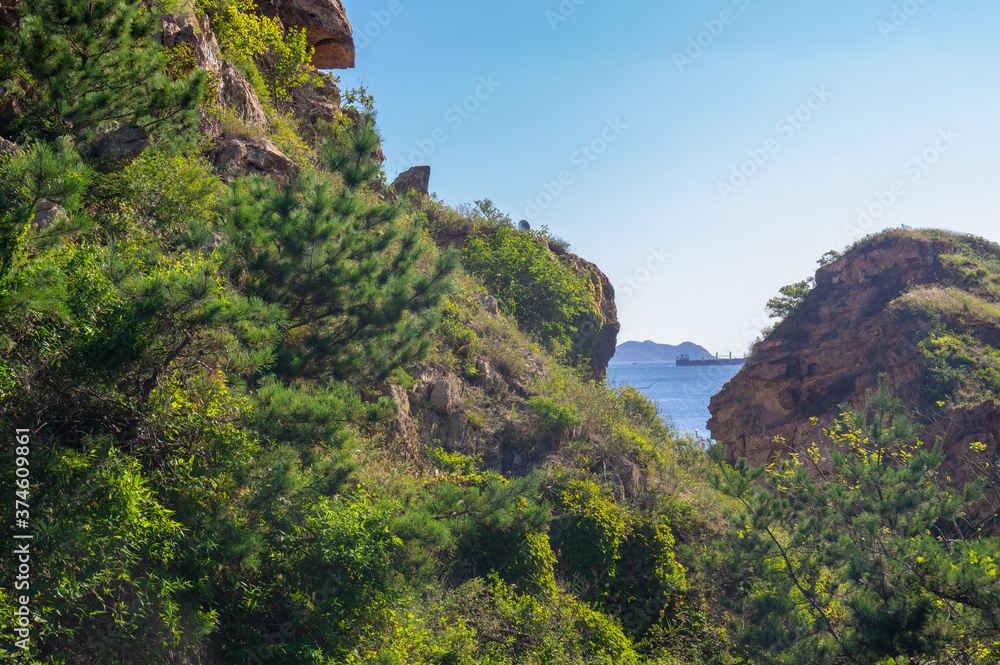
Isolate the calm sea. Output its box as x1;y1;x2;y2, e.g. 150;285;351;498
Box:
606;361;743;439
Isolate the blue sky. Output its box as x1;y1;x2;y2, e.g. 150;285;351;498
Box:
333;0;1000;355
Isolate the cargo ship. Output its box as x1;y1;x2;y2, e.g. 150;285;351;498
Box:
676;353;745;367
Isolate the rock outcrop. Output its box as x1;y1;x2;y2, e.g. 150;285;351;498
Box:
257;0;355;69
288;71;342;129
553;248;621;381
158;9;346;180
0;0;15;28
89;126;150;164
709;230;1000;502
392;165;431;196
159;13;268;128
387;337;549;474
209;137;299;180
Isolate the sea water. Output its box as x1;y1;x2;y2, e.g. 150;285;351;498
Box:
606;361;742;439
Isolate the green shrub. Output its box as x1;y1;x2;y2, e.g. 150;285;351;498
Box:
528;395;583;438
918;331;1000;407
463;224;601;359
96;147;223;238
551;478;629;597
206;0;312;103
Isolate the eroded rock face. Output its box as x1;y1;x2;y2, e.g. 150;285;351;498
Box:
709;233;998;483
288;71;342;130
555;249;621;381
257;0;355;69
159;13;268;128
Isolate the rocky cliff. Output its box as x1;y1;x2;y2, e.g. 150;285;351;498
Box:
709;229;1000;495
255;0;355;69
551;246;621;381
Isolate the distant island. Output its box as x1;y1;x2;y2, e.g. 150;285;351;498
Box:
611;340;715;363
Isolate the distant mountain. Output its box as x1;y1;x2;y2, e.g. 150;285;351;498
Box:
611;340;715;363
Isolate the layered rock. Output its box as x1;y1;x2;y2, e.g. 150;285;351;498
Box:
709;231;1000;495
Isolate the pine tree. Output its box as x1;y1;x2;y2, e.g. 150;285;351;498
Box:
708;377;1000;664
220;113;458;383
11;0;205;142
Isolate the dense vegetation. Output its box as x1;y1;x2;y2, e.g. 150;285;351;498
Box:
2;1;1000;664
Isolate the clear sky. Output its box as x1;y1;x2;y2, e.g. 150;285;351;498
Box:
333;0;1000;356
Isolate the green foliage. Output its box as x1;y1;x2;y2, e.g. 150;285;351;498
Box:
529;395;583;438
548;477;691;648
217;114;457;383
12;0;205;142
436;275;532;380
92;147;223;240
1;440;195;662
464;575;642;664
818;249;842;266
207;0;313;103
464;222;601;359
0;139;91;283
264;106;317;171
918;331;1000;407
551;478;630;594
709;376;1000;664
474;198;511;226
344;85;377;114
765;277;814;321
163;43;219;106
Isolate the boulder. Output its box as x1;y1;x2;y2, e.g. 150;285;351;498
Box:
482;295;500;317
392;166;431;196
0;136;17;156
33;199;62;227
90;126;150;164
257;0;355;69
209;137;298;180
